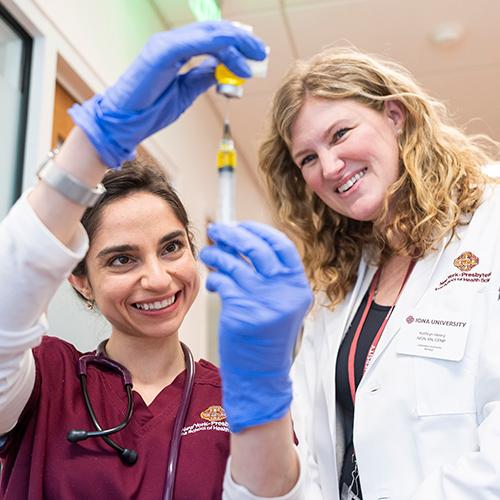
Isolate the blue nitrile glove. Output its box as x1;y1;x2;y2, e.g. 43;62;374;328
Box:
69;21;266;168
199;221;313;433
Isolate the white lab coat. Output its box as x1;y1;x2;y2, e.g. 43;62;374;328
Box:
291;182;500;499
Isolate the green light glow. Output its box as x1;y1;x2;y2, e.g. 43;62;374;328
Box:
188;0;221;21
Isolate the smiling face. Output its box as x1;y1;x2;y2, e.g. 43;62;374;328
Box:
71;191;199;343
290;97;405;222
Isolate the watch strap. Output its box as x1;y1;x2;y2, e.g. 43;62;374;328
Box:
37;151;106;207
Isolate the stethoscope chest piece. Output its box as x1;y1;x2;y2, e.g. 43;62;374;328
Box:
68;343;137;465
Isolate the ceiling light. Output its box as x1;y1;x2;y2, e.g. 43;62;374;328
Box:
430;22;465;47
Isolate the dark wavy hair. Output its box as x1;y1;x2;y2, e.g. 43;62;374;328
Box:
71;159;195;301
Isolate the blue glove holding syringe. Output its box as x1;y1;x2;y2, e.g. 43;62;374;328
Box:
68;21;267;169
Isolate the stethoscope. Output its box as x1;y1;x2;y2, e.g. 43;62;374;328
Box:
67;340;196;500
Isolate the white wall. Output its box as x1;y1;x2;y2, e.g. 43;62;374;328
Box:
4;0;272;361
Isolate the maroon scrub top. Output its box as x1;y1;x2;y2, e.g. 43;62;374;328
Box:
0;336;230;499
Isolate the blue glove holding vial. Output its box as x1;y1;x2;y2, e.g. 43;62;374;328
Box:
69;21;266;168
199;222;313;433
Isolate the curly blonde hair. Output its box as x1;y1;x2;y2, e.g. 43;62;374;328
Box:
258;47;499;308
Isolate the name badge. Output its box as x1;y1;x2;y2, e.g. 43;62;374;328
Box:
396;307;470;361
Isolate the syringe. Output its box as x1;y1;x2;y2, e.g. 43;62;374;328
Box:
216;120;236;224
213;36;268;224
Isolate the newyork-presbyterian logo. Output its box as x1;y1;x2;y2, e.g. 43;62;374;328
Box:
453;251;479;272
181;405;229;436
200;405;226;422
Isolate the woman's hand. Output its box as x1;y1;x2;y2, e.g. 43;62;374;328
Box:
69;21;266;168
199;221;313;433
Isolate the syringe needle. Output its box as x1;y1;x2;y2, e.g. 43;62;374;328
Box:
224;97;230;124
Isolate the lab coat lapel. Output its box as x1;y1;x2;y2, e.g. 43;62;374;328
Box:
321;259;376;428
363;239;448;374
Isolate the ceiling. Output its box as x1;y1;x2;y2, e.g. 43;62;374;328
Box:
149;0;500;181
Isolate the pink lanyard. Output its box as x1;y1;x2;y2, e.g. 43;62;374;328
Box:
347;261;415;404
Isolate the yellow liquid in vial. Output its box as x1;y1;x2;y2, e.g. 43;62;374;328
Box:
215;64;245;87
217;148;237;169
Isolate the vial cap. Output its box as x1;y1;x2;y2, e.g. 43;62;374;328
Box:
216;83;244;98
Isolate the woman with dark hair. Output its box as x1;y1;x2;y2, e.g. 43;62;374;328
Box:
0;21;266;499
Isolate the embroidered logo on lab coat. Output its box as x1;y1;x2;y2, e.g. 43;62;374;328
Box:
453;251;479;272
435;252;490;291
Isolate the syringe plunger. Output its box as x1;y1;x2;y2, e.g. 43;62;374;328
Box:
217;168;235;224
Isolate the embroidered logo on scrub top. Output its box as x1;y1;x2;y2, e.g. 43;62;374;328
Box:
180;406;230;436
200;405;226;422
453;251;479;272
406;315;415;324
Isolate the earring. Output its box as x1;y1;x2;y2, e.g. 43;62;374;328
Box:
85;298;94;310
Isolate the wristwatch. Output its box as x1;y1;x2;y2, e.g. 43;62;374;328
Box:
37;149;106;207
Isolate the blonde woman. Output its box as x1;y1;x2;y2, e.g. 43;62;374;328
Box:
203;48;500;499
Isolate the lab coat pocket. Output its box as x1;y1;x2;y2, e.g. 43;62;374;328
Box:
414;355;476;416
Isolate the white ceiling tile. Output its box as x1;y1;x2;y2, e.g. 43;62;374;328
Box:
419;65;500;141
221;0;280;17
285;0;500;75
283;0;365;5
150;0;195;26
151;0;281;25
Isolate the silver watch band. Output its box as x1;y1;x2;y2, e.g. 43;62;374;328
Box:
37;150;106;207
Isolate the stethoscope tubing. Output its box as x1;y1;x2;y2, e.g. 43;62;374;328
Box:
72;340;196;499
163;342;196;500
